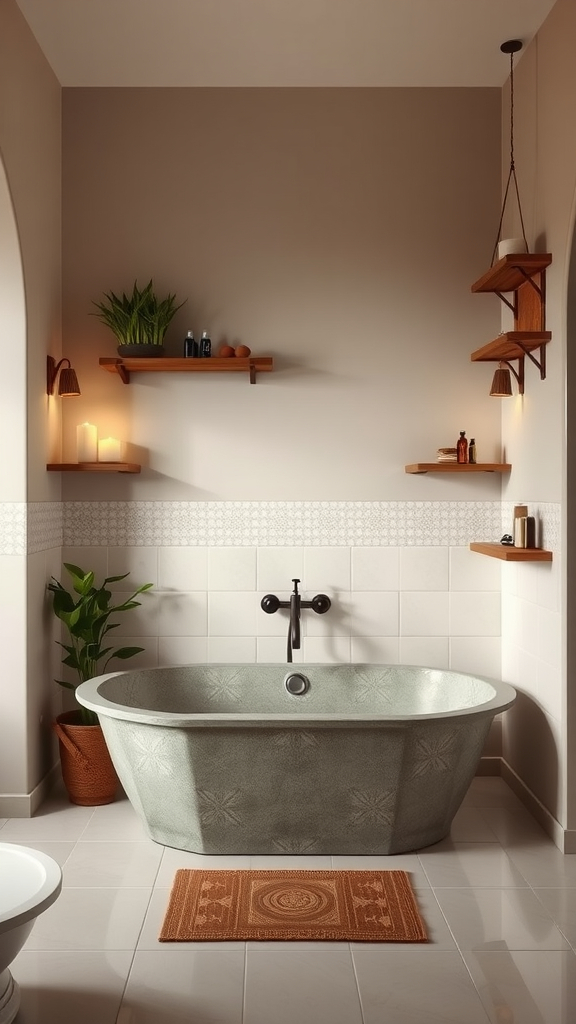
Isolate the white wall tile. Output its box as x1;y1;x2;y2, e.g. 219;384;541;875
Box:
157;547;208;591
399;637;449;669
315;592;398;637
536;561;560;612
107;589;159;637
517;647;540;697
208;592;258;636
400;547;449;591
208;547;257;591
302;636;351;663
107;636;159;670
158;636;208;665
61;546;109;585
157;591;208;637
350;637;399;664
257;637;302;663
501;591;521;644
518;599;540;657
257;547;304;590
351;547;400;591
106;546;158;590
449;637;502;678
257;594;292;637
538;659;562;720
400;592;449;636
304;547;350;590
207;637;257;662
450;546;502;591
449;592;501;637
538;606;561;668
515;563;539;605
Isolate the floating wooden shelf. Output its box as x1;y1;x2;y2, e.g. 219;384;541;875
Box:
470;542;552;562
471;253;552;294
47;463;141;474
471;332;551;363
99;356;273;385
405;463;511;474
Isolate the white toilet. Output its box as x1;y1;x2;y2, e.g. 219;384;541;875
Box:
0;843;62;1024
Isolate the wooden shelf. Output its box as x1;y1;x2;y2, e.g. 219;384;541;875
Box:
99;356;273;384
470;542;552;562
405;463;511;474
471;254;552;294
471;332;551;363
47;463;141;474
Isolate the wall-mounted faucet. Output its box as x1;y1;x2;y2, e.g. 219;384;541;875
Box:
261;579;331;663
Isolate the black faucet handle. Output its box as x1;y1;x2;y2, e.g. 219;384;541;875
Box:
291;578;301;593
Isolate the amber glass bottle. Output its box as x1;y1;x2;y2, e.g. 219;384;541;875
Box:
456;431;468;464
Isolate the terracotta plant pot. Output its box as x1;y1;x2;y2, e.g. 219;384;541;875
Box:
53;710;119;806
116;344;165;358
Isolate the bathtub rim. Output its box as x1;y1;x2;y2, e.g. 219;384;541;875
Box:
76;663;517;728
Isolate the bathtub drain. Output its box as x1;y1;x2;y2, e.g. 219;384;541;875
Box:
284;672;310;696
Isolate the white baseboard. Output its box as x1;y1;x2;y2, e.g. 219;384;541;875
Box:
0;763;61;818
499;759;576;853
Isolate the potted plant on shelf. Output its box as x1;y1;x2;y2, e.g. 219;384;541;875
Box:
48;563;153;805
92;278;185;357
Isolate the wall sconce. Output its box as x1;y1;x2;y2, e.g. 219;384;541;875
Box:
46;356;81;396
489;359;524;397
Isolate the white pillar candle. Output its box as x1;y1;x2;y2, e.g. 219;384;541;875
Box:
76;422;97;462
98;437;122;462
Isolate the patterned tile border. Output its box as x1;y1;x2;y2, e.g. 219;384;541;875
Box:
62;500;505;548
0;500;561;554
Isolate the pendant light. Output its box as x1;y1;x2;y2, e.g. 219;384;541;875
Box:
491;40;528;266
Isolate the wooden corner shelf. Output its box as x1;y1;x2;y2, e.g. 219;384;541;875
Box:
471;253;552;294
99;355;273;385
405;463;511;474
470;542;552;562
47;463;141;474
471;332;551;363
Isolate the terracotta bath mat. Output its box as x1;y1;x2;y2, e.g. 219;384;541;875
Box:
159;869;427;942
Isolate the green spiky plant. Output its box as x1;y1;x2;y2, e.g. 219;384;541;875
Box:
92;279;185;347
48;563;153;725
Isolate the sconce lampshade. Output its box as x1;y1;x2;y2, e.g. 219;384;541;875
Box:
489;365;513;397
47;355;81;396
58;365;81;396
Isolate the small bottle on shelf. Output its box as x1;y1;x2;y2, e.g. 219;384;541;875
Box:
456;431;468;464
468;438;477;464
184;331;197;358
199;331;212;358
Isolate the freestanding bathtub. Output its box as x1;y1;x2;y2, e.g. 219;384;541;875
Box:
76;664;516;855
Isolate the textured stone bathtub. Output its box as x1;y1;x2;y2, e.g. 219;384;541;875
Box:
76;664;516;855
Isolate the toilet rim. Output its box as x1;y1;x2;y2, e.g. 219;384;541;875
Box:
0;843;62;933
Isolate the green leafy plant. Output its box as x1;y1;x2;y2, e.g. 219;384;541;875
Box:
48;563;153;725
92;279;185;347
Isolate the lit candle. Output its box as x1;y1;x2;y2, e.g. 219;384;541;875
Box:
98;437;122;462
76;422;97;463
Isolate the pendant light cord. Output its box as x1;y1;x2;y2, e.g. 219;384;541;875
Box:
491;47;529;265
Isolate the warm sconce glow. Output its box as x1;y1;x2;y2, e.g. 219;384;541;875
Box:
489;360;524;397
46;356;81;396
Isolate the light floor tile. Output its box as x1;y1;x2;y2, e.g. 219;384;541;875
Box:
12;840;76;867
449;806;498;843
79;797;151;841
23;887;152;950
435;887;570;950
505;843;576;888
461;777;526;809
155;846;251;886
480;804;554;846
120;950;245;1023
533;888;576;949
62;841;163;887
464;949;576;1024
0;801;94;842
137;888;245;951
331;854;431;889
250;855;332;869
245;949;363;1024
12;950;133;1024
418;844;529;888
352;949;491;1023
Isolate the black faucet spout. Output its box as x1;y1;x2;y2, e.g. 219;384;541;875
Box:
290;578;301;651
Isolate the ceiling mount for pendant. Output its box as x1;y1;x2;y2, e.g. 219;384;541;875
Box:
491;38;528;267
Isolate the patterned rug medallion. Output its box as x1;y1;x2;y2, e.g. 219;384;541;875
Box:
159;869;427;942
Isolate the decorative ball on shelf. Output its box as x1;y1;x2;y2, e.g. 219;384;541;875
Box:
218;345;235;357
235;345;251;358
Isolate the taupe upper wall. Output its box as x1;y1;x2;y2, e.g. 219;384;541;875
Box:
62;87;502;501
